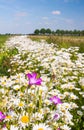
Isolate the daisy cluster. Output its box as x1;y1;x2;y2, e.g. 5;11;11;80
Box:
0;36;84;130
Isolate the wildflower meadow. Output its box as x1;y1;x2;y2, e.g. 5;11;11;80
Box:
0;35;84;130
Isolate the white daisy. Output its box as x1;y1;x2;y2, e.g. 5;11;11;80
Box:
10;125;19;130
19;112;29;129
60;125;71;130
13;85;21;90
17;101;25;109
81;105;84;110
32;123;52;130
2;127;8;130
32;112;43;121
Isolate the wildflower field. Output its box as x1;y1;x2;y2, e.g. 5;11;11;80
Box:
0;35;84;130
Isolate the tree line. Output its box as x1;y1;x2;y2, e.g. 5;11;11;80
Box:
34;28;84;36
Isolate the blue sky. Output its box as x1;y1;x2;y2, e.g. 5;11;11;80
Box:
0;0;84;34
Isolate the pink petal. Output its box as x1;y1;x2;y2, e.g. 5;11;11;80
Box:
26;73;32;79
35;78;42;85
32;72;37;78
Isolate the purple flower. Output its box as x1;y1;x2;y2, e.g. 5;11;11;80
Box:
53;113;60;120
26;72;42;85
0;111;6;121
57;128;60;130
50;96;62;105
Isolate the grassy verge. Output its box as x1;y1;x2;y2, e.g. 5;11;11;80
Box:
29;35;84;53
0;35;11;49
0;35;19;76
28;35;48;42
0;48;18;76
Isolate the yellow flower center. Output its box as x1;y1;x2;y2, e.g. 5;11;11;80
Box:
71;95;75;99
20;93;24;97
38;128;44;130
17;75;20;78
29;103;33;107
19;102;24;107
2;81;6;85
15;88;19;91
15;79;19;83
70;86;73;89
20;116;29;123
6;115;11;119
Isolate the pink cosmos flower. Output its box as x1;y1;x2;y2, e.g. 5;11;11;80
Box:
26;72;42;85
0;111;6;121
50;96;62;105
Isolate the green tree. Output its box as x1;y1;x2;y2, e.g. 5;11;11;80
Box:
56;29;60;35
34;29;40;35
81;30;84;36
40;28;46;34
52;31;55;35
46;28;51;34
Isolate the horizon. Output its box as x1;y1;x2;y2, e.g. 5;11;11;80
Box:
0;0;84;34
0;28;84;35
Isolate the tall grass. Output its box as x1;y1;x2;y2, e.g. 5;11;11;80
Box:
0;35;19;76
28;35;48;42
29;35;84;53
0;48;18;76
0;35;11;49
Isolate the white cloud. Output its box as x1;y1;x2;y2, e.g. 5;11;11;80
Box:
52;10;61;15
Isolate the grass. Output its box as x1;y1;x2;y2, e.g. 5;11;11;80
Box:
0;35;19;76
0;48;19;76
0;35;11;49
28;35;48;42
28;35;84;53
